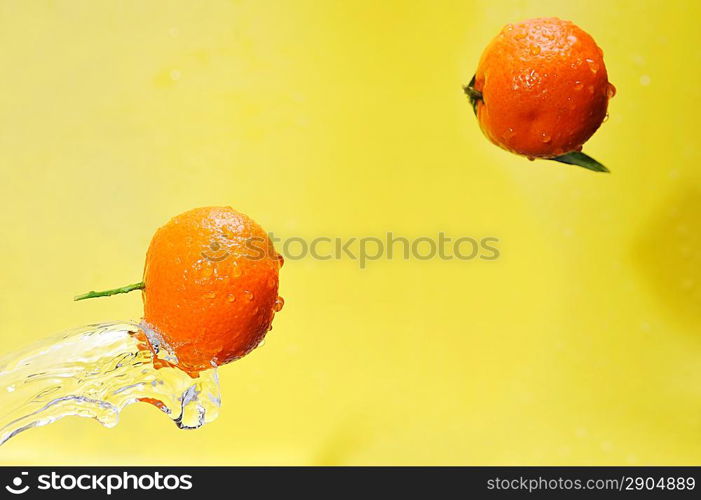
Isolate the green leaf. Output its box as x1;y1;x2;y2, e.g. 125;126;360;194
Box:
550;151;609;173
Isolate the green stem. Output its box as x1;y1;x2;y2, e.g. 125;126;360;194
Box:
74;282;145;301
463;74;482;116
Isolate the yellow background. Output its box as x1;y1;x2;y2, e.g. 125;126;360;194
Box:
1;0;700;465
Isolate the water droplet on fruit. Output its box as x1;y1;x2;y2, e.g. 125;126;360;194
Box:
574;81;583;91
607;83;617;98
503;128;516;140
603;113;609;123
529;45;541;56
273;296;285;312
232;261;242;278
276;254;285;268
205;291;216;299
222;226;235;239
586;58;599;74
527;156;535;162
541;133;552;143
227;294;236;302
243;290;254;301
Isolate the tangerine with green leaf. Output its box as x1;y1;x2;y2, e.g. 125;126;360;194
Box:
464;17;616;172
76;206;284;375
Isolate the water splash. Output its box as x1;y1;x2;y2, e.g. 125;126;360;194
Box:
0;321;221;446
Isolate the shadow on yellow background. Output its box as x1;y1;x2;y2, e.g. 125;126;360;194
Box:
635;185;701;329
0;0;700;464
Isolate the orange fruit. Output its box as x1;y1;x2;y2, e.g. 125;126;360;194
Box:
465;17;615;166
142;206;283;375
76;206;284;376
